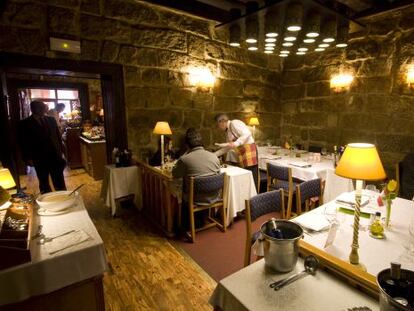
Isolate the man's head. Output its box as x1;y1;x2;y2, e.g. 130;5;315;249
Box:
30;101;47;117
215;113;229;131
185;128;203;149
56;103;65;113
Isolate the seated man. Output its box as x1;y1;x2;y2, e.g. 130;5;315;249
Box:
172;128;221;228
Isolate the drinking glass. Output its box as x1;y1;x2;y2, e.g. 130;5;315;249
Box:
321;147;327;156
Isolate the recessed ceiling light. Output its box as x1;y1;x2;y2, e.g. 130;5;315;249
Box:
315;48;325;52
303;38;315;43
279;54;288;57
323;38;335;43
266;32;278;38
336;43;348;48
298;47;308;52
265;46;274;50
318;43;329;48
229;43;240;47
265;43;276;47
296;51;306;55
248;46;258;51
264;50;274;54
306;32;319;38
246;38;257;44
282;42;294;47
284;36;297;42
265;38;277;43
280;50;290;54
287;25;301;31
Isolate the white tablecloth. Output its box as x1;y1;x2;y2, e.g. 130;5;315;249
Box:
258;148;354;202
0;197;108;306
294;191;414;275
100;164;141;216
209;257;378;311
221;166;257;225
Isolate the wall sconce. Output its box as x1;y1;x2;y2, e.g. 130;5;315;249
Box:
188;67;216;89
330;73;354;92
406;65;414;87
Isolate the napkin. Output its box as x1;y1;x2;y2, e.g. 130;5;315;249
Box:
262;155;282;160
45;229;91;254
335;192;369;207
288;161;312;168
293;214;331;232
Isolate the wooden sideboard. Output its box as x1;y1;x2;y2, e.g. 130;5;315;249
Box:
80;137;107;180
135;160;180;237
64;127;82;169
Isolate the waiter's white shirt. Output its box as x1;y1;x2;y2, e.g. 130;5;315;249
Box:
215;119;254;162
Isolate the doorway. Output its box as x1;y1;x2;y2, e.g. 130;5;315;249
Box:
0;52;127;189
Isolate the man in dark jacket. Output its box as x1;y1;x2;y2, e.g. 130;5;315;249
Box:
19;101;66;193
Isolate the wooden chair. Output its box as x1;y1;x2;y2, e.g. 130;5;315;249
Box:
187;173;228;243
266;163;299;219
295;178;325;216
308;145;322;153
244;189;284;267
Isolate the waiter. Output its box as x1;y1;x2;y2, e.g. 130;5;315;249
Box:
214;113;258;191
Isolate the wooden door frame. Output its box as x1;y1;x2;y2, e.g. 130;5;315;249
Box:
0;52;127;184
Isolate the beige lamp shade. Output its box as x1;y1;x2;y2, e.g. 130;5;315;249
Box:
0;168;16;189
248;117;260;126
153;122;172;135
335;143;386;181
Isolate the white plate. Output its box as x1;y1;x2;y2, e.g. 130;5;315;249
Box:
36;191;78;212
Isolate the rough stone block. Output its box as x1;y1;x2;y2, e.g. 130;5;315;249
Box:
167;70;186;88
118;45;138;65
126;87;168;109
169;88;193;108
399;9;414;30
247;52;268;68
104;0;160;25
282;70;302;85
308;129;328;142
259;99;281;113
188;35;205;59
240;100;258;113
45;0;80;8
281;100;298;114
290;112;327;127
357;58;392;77
340;129;376;146
128;108;183;130
81;0;101;15
365;94;388;112
283;56;304;70
306;81;330;97
158;50;189;70
183;110;203;129
131;27;187;52
376;134;414;153
136;48;158;67
213;96;240;112
192;92;213;109
281;85;305;100
214;79;243;97
0;26;23;53
18;28;47;55
346;39;380;60
368;16;398;36
124;66;140;86
159;11;212;38
101;40;119;62
3;2;45;28
80;14;130;43
354;77;391;94
81;40;100;60
243;82;266;98
48;6;79;35
142;68;165;86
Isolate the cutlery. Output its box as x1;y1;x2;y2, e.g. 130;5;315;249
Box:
68;184;84;196
269;255;319;290
37;230;76;245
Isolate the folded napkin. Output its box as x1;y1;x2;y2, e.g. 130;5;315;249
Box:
288;161;312;168
293;214;331;232
262;155;282;160
45;229;91;255
335;192;369;207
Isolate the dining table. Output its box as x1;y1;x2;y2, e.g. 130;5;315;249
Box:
257;146;354;202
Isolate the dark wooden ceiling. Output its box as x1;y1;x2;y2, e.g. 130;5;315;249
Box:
142;0;413;22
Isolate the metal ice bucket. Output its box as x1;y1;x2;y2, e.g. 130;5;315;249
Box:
260;220;303;272
377;268;414;311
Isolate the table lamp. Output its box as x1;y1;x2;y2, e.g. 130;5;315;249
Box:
335;143;386;268
153;121;172;168
0;168;16;191
248;117;259;140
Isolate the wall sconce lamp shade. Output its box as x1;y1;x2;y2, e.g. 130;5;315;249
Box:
336;22;349;47
0;168;16;190
305;12;320;38
330;73;353;92
335;143;386;267
285;2;303;32
229;23;241;47
407;65;414;87
248;117;260;126
265;9;281;38
245;16;258;43
153;122;172;135
322;18;337;43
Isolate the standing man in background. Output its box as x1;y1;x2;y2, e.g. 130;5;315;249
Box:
19;101;67;194
214;113;259;191
47;102;65;133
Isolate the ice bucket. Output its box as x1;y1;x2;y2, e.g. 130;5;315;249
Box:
260;219;303;272
377;268;414;311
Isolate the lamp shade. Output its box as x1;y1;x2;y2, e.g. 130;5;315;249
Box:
335;143;386;181
248;117;260;126
153;122;172;135
0;168;16;189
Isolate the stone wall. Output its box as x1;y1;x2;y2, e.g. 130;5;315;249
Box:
280;5;414;174
0;0;282;159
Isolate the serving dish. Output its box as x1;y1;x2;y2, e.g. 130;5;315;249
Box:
36;191;78;212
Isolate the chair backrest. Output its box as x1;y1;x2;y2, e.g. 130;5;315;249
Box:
267;163;290;181
296;178;324;214
190;173;225;205
248;189;285;222
308;145;322;153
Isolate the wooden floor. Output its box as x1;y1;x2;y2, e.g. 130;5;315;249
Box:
20;167;216;311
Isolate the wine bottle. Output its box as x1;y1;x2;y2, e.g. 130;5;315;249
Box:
268;218;283;239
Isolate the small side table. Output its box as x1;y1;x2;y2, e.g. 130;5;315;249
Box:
100;165;141;216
